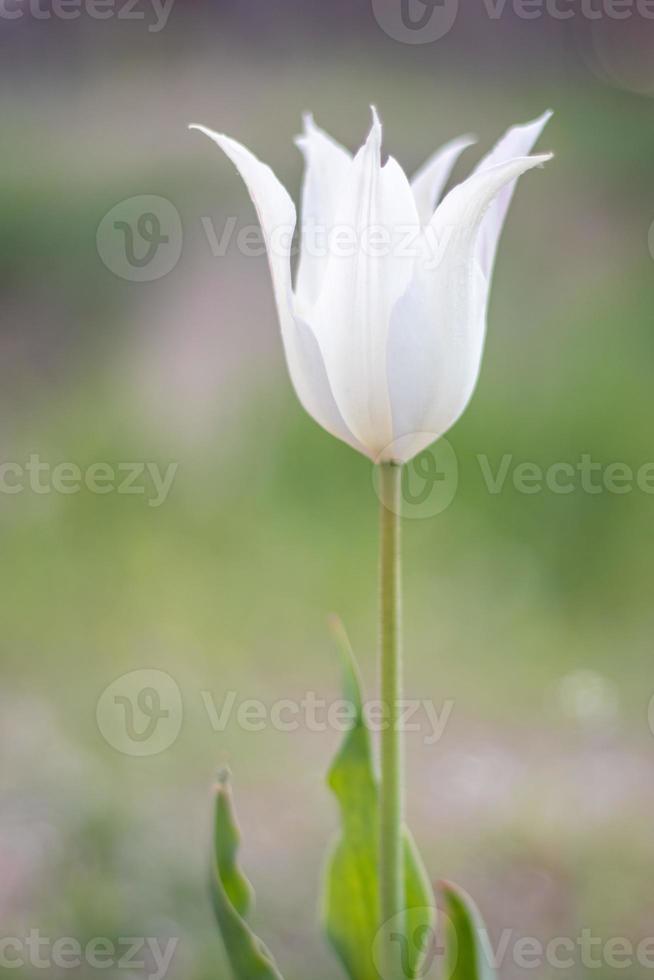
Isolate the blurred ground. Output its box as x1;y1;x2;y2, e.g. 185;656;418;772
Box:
1;5;654;979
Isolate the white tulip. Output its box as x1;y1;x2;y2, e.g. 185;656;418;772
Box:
190;109;552;463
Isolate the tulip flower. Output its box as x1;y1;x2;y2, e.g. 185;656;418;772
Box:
190;109;551;463
191;108;552;980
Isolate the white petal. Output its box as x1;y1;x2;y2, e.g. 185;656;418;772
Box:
282;313;370;456
309;109;420;457
387;154;552;462
189;124;295;323
189;124;364;455
474;111;552;277
294;115;352;310
410;134;477;225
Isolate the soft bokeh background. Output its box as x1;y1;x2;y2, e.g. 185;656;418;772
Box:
2;3;654;978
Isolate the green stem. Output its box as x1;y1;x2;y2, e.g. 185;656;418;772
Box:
378;461;404;976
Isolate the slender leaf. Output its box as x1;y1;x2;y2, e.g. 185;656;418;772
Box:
323;616;435;980
440;880;495;980
211;770;286;980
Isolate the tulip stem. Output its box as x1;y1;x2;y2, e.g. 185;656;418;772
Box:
378;461;404;975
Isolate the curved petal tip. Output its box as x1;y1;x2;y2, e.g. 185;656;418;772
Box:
369;104;382;142
294;112;318;150
363;105;382;159
189;122;221;140
518;108;554;133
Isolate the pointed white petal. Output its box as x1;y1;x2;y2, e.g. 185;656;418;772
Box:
189;124;364;455
474;111;553;276
410;134;477;225
309;109;420;457
190;124;296;317
387;154;551;462
294;115;352;310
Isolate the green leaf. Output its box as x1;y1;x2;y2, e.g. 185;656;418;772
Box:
440;880;495;980
211;770;286;980
323;616;435;980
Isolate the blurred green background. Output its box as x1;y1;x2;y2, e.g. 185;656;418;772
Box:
2;4;654;979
